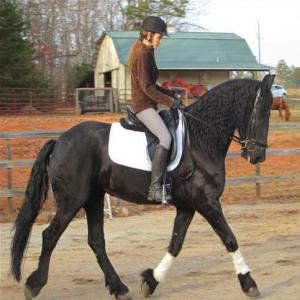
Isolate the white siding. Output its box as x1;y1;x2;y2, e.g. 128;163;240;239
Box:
94;36;120;88
112;69;118;89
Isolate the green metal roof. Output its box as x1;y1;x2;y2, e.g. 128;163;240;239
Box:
104;31;270;70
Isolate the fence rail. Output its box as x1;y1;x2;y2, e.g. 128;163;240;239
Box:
1;130;299;210
0;88;75;114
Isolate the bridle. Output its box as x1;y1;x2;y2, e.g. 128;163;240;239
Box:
181;87;268;153
175;87;269;181
231;88;268;151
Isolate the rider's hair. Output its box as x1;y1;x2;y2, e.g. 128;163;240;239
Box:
128;30;151;71
139;30;148;41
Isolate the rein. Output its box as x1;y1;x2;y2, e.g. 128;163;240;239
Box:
182;111;212;129
183;110;253;149
181;87;268;151
175;86;268;181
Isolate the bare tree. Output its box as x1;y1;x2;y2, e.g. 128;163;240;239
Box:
17;0;207;91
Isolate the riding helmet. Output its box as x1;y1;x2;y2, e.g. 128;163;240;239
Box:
141;16;169;36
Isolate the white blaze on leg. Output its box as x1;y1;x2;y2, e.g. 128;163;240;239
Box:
153;252;175;282
230;248;251;274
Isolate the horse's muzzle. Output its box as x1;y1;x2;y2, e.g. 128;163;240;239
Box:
241;148;266;164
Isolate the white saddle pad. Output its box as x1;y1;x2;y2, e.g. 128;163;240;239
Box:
108;111;185;172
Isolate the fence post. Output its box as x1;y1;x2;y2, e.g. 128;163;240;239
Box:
113;89;119;113
109;88;114;113
75;88;81;115
29;90;33;106
6;139;14;215
255;163;261;199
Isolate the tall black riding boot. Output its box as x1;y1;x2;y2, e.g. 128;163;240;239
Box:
148;145;169;203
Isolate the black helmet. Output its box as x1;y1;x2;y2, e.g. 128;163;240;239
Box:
141;16;169;36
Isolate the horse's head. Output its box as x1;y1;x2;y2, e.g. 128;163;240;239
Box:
240;74;275;164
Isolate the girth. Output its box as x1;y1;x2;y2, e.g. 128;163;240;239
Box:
120;106;179;163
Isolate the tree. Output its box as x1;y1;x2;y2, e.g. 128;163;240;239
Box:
14;0;206;90
71;63;93;88
0;0;46;87
18;0;121;90
275;59;291;85
288;67;300;87
122;0;189;30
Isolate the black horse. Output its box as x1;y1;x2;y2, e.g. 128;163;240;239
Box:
11;74;275;300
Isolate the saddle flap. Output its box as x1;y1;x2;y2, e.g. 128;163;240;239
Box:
109;110;185;172
120;106;183;165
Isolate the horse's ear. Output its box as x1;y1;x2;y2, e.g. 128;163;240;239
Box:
261;74;275;93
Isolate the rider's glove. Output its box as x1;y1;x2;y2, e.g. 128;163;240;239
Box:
172;97;184;109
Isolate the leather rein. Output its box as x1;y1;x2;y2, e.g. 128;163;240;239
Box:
181;87;268;151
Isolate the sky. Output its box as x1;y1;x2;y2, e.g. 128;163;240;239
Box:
186;0;300;67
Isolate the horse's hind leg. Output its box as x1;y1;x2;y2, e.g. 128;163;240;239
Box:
84;191;131;300
197;200;260;298
24;202;82;300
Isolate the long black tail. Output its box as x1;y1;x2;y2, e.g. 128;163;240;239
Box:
10;139;56;281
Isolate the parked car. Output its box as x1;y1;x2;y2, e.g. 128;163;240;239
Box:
271;84;287;99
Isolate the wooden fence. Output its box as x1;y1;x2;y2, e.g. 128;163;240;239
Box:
0;88;76;114
1;130;300;215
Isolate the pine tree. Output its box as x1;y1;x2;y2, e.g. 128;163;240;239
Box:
0;0;43;87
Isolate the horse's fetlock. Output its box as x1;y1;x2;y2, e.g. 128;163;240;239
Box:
226;238;238;252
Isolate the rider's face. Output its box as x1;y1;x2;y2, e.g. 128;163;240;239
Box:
146;32;163;49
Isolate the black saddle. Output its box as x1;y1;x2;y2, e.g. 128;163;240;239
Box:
120;106;180;164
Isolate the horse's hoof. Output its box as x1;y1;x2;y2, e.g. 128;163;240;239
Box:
246;286;260;298
24;285;34;300
141;281;151;298
116;292;132;300
238;273;260;298
140;268;159;297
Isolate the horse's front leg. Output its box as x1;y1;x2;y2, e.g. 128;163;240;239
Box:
141;207;195;297
196;199;260;298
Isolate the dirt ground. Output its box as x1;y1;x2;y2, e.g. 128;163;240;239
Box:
1;202;300;300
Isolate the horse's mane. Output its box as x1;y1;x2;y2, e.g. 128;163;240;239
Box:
185;78;260;159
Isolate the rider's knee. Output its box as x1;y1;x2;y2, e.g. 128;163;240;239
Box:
159;131;171;149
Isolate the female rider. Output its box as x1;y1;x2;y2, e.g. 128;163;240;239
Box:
128;16;182;203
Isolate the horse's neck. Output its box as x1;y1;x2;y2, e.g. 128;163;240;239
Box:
186;87;240;160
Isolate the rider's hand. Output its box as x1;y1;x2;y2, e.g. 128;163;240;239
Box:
172;97;184;109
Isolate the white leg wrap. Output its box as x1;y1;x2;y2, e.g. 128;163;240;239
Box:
153;252;175;282
230;249;251;275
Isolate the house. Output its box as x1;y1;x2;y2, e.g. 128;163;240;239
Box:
93;31;270;101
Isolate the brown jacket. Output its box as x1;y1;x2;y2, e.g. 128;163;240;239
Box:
130;40;175;114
